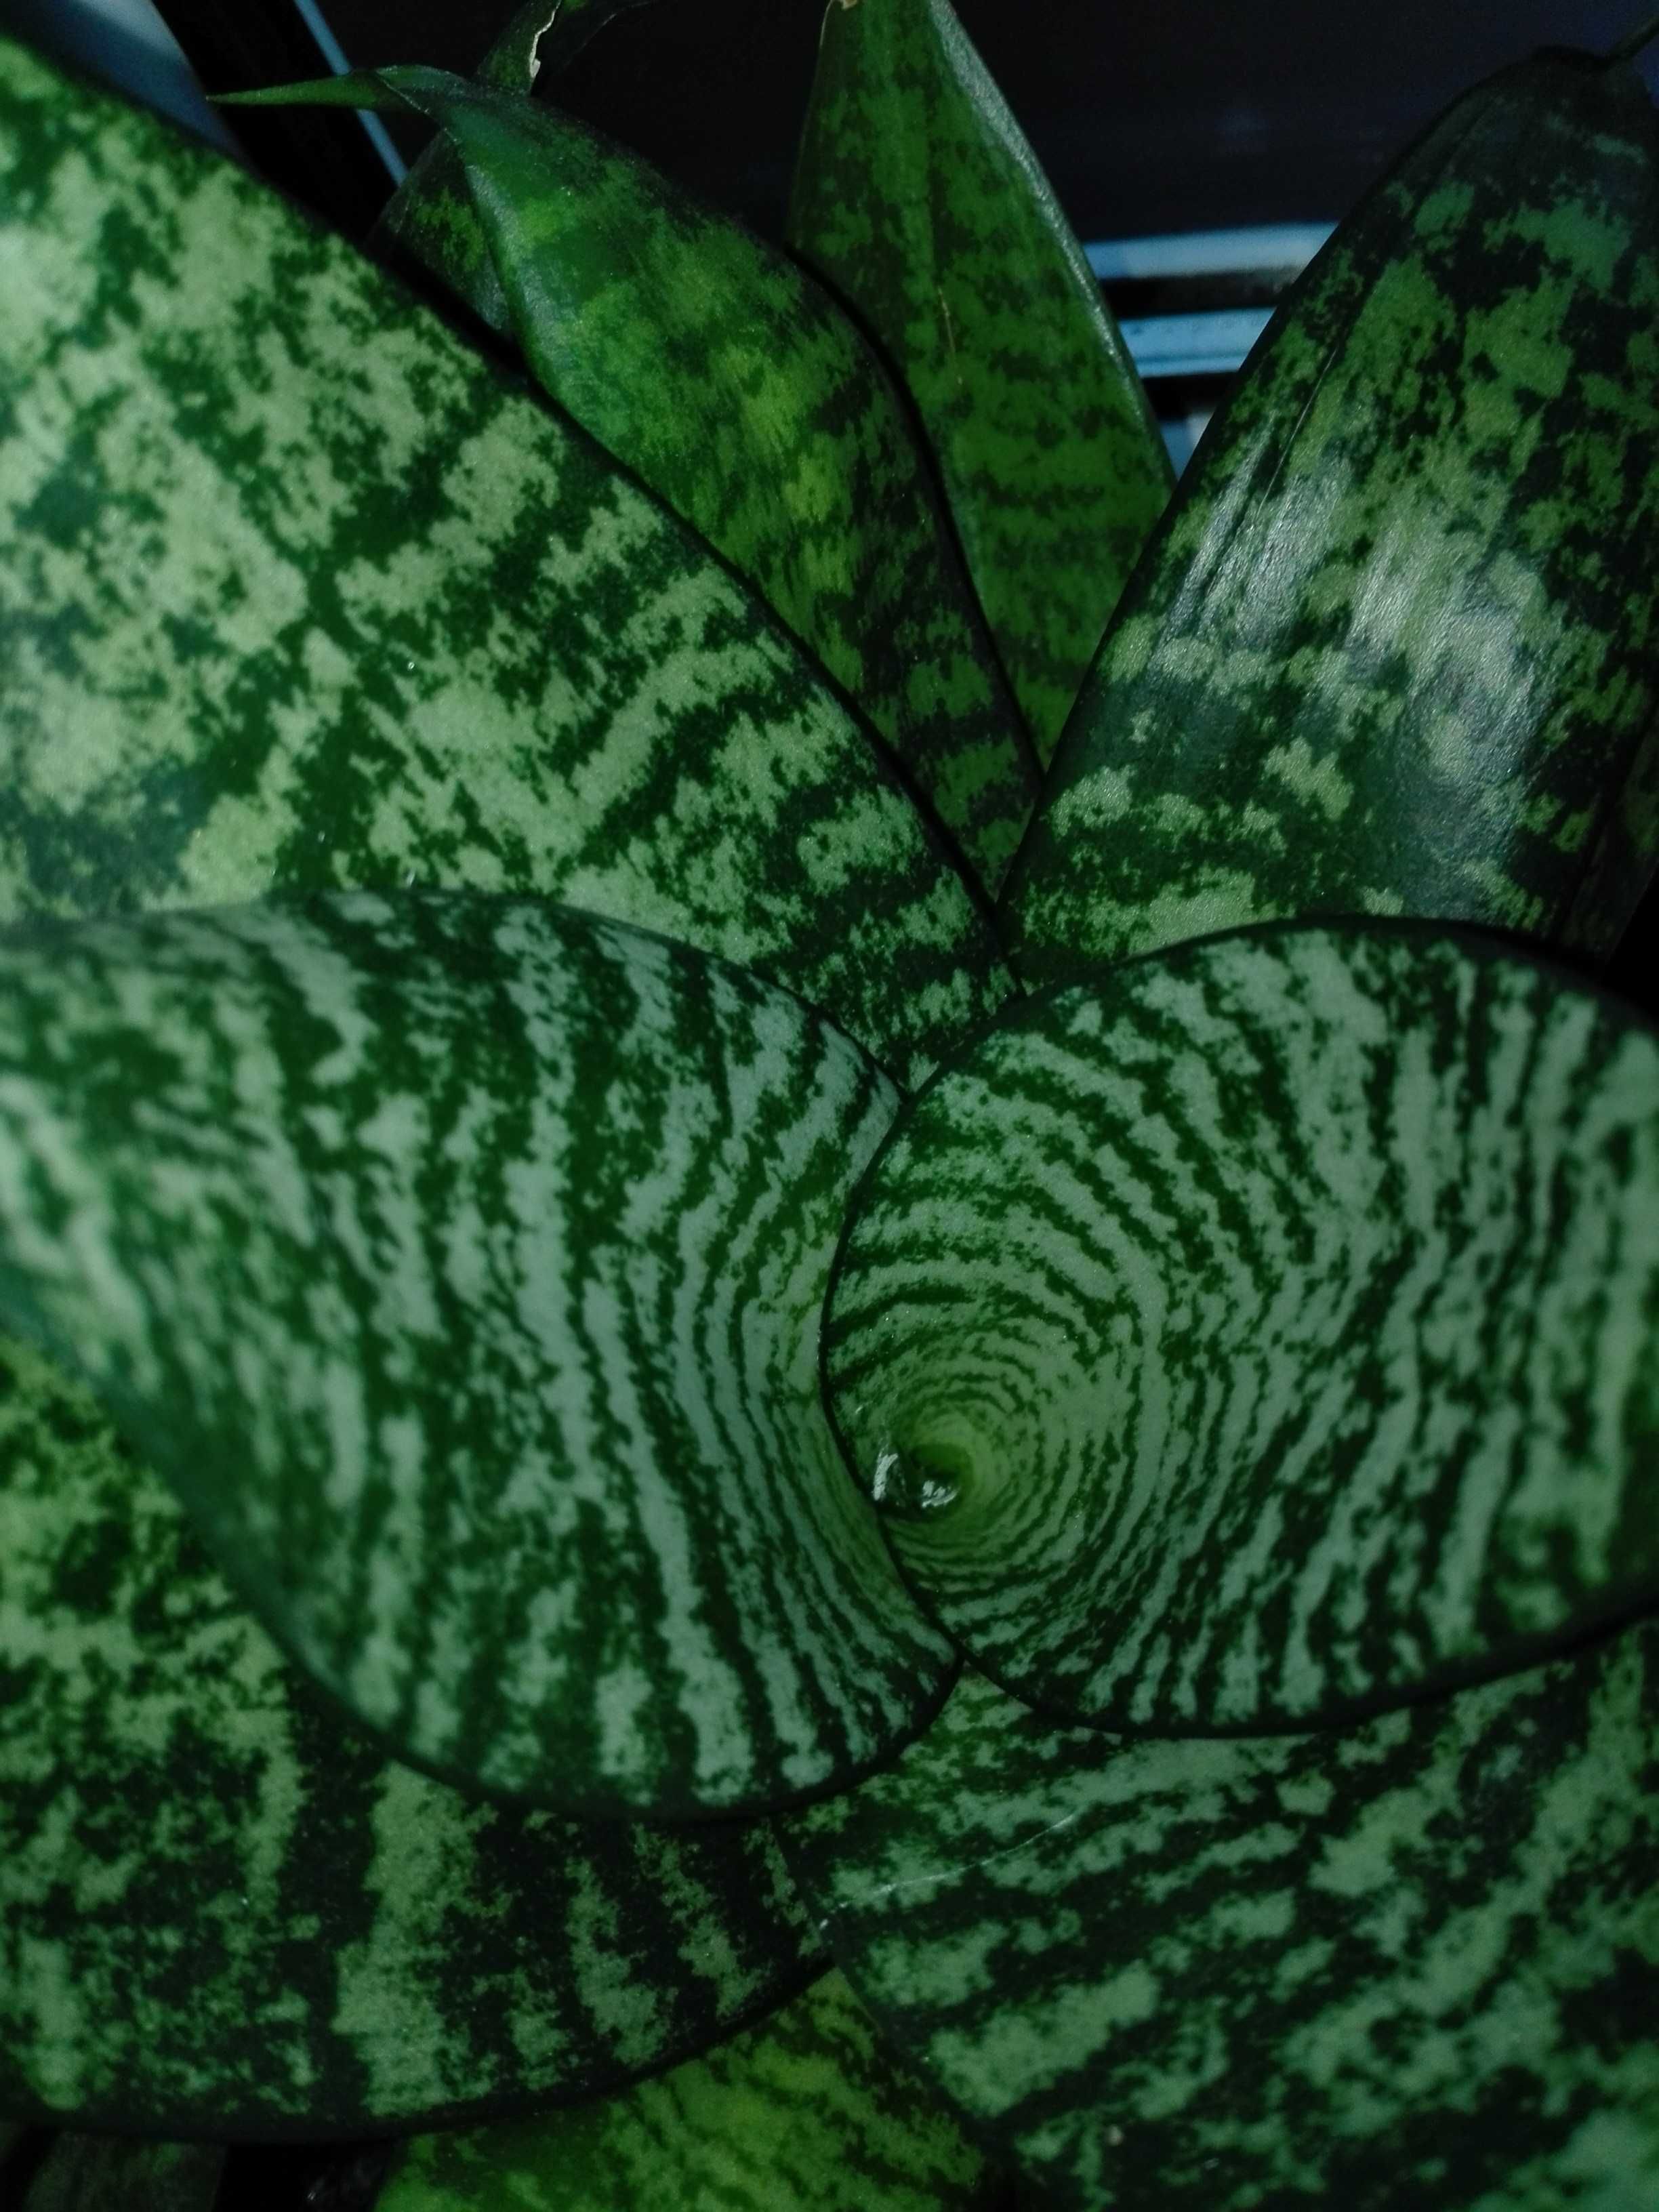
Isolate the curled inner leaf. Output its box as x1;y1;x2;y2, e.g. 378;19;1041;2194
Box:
826;922;1659;1731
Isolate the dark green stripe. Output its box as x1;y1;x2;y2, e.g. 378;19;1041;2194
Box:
780;1632;1659;2211
0;891;954;1818
379;1969;1002;2211
17;2135;224;2211
228;62;1042;894
0;33;1010;1094
1003;50;1659;985
0;1330;820;2135
825;921;1659;1731
787;0;1171;761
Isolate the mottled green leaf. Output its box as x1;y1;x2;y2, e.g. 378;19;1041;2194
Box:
16;2135;224;2211
0;1332;819;2133
781;1638;1659;2212
826;923;1659;1731
788;0;1171;762
226;64;1040;893
0;33;1009;1095
375;2;661;335
1002;49;1659;985
378;1969;1004;2211
0;891;955;1817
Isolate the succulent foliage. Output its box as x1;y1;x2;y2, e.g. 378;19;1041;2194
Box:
1;2;1657;2207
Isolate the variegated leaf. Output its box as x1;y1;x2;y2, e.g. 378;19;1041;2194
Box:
377;1969;1004;2211
14;2135;224;2211
0;1331;819;2133
0;892;954;1817
375;1;661;335
0;33;1008;1096
225;65;1041;894
780;1638;1659;2211
1002;48;1659;985
789;0;1172;760
826;923;1659;1729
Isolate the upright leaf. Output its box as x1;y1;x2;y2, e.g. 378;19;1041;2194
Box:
1002;47;1659;985
0;1332;819;2134
0;33;1009;1094
789;0;1172;760
0;892;956;1818
228;66;1041;893
378;1970;1004;2211
826;923;1659;1732
375;3;662;333
781;1641;1659;2211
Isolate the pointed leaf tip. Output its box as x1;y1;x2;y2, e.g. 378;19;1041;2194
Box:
788;0;1171;762
376;70;1039;893
1609;9;1659;64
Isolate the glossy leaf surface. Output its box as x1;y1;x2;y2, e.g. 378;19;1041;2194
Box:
1003;50;1659;985
789;0;1171;761
230;66;1040;893
0;34;1007;1094
379;1969;1002;2211
781;1638;1659;2212
0;892;954;1818
16;2136;224;2211
0;1333;819;2134
827;922;1659;1731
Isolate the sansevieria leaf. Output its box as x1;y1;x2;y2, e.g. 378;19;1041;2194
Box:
226;66;1041;893
0;34;1008;1092
378;1969;1004;2212
0;891;954;1817
789;0;1172;760
1002;44;1659;985
826;923;1659;1730
14;2135;224;2211
781;1639;1659;2212
0;1332;819;2133
375;2;661;333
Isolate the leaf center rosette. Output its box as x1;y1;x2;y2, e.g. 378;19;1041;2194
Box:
823;920;1659;1732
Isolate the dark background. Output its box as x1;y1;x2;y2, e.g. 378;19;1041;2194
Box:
150;1;1652;244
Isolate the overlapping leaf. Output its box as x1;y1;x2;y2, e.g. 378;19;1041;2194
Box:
789;0;1172;760
378;1969;1004;2211
375;2;661;331
227;64;1040;893
827;921;1659;1730
0;892;956;1818
781;1635;1659;2211
1002;47;1659;985
0;1332;819;2133
0;33;1008;1094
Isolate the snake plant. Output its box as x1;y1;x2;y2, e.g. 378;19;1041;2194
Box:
1;2;1657;2207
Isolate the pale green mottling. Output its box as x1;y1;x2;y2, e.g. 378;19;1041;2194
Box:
0;35;1010;1094
379;1971;1001;2212
787;0;1170;758
0;1329;819;2133
1004;54;1659;982
0;893;953;1817
781;1635;1659;2210
825;922;1659;1734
